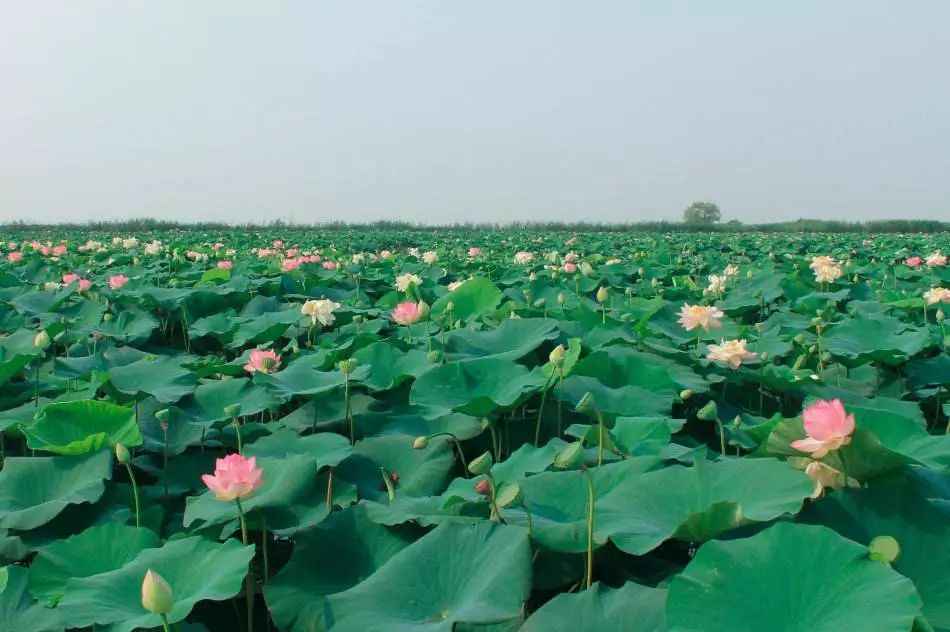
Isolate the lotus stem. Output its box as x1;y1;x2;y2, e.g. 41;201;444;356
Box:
534;373;554;447
160;613;171;632
125;462;141;528
235;497;254;632
582;468;595;590
344;374;354;445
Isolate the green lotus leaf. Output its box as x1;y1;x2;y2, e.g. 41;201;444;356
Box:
108;356;198;403
430;277;504;321
522;581;667;632
410;358;546;416
24;400;140;455
0;565;64;632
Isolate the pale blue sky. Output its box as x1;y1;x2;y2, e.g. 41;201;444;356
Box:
1;2;948;224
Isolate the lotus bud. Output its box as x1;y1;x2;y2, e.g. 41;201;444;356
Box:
548;344;566;366
445;301;455;313
760;352;769;362
554;441;584;469
426;350;442;363
746;270;753;278
596;287;608;303
533;297;546;309
574;391;596;414
651;278;659;288
33;330;51;350
468;451;493;476
474;479;491;495
412;436;428;450
868;535;900;564
638;267;645;277
793;334;805;345
115;443;131;465
697;400;718;421
937;309;945;322
556;292;565;305
679;389;692;401
529;272;537;281
141;569;173;614
417;301;430;319
103;312;113;321
223;403;242;419
808;344;818;354
338;359;358;375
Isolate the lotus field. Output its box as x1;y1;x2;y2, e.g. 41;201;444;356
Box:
1;230;949;632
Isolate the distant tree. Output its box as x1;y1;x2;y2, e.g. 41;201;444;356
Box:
683;201;722;225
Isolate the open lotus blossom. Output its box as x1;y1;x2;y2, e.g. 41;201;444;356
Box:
723;264;740;277
706;274;727;296
791;398;855;459
244;349;281;374
906;255;922;267
109;274;129;289
468;247;481;257
513;251;534;265
201;453;264;501
301;298;341;327
926;251;946;267
379;250;393;259
392;301;422;325
322;260;338;270
395;273;422;293
77;278;91;291
7;252;22;262
422;251;439;264
563;262;577;274
924;287;950;305
706;339;758;369
678;304;724;332
217;260;233;270
62;272;79;285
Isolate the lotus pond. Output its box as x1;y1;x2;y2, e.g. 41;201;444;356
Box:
0;230;948;631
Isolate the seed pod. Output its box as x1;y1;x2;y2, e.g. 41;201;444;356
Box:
467;451;493;476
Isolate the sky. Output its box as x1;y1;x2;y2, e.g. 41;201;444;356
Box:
1;2;948;225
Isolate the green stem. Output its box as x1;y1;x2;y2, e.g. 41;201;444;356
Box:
234;418;243;455
582;469;595;590
534;373;554;447
485;473;505;524
235;498;254;632
595;407;605;467
125;462;141;527
344;376;354;444
326;469;334;510
160;613;171;632
556;369;564;436
261;516;270;584
838;449;850;489
716;419;726;456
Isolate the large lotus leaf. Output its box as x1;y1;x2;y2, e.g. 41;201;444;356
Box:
28;523;160;605
442;318;559;361
265;505;417;632
254;360;366;401
343;434;455;500
0;328;43;386
352;342;433;391
800;472;950;630
90;308;159;344
356;408;484;441
666;522;922;632
24;400;140;455
176;377;280;424
184;454;328;535
823;314;930;366
108;355;197;403
229;307;301;348
410;358;546;416
54;346;148;379
430;277;504;321
0;566;64;632
324;522;531;631
245;427;351;468
57;535;253;632
0;451;112;530
521;581;667;632
560;375;673;418
717;272;784;312
574;348;709;394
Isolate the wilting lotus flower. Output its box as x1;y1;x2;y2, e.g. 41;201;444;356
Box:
678;304;724;332
706;339;758;369
201;453;264;501
217;260;233;270
7;252;22;262
395;273;421;293
803;460;847;499
791;398;855;459
392;301;422;325
244;349;281;374
109;274;129;290
301;298;341;327
905;256;922;267
926;251;947;267
468;247;481;257
924;287;950;305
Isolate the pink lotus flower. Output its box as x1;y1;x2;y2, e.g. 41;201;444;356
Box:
217;260;233;270
286;248;299;257
244;349;281;374
39;246;51;256
52;245;67;256
109;274;129;290
678;304;724;332
78;279;92;292
281;258;301;272
62;272;79;285
468;247;481;257
322;260;338;270
563;262;577;274
791;399;855;459
201;453;264;501
272;239;284;248
906;256;922;267
392;301;422;325
7;252;22;262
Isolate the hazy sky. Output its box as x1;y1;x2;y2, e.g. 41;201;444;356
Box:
2;2;948;225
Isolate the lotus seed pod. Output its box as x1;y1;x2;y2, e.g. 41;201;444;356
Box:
467;451;493;476
625;287;634;297
697;400;718;421
141;569;173;614
412;436;428;450
868;535;900;564
338;358;358;375
115;443;131;465
33;330;51;350
223;403;242;418
154;408;171;424
554;441;584;469
495;482;523;508
548;344;566;366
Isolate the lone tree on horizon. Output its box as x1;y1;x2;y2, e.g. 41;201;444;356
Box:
683;201;722;226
